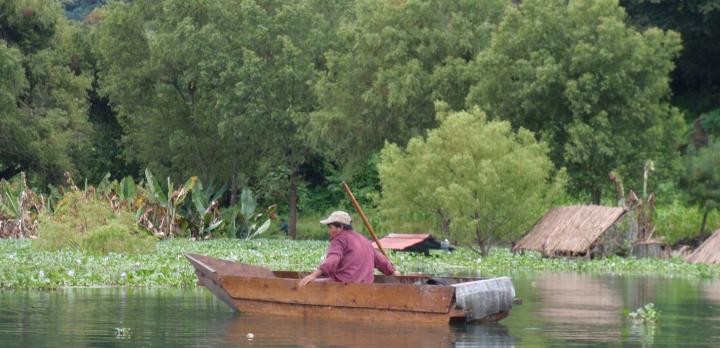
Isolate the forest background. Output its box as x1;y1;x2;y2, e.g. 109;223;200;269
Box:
1;0;719;252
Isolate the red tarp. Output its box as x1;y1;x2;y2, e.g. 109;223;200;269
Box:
372;233;431;250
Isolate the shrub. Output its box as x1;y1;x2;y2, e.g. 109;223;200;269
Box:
35;192;156;254
81;221;156;255
655;201;720;245
379;105;566;255
681;140;720;237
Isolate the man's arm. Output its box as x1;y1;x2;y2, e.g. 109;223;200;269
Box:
373;249;400;276
299;238;345;288
298;269;322;288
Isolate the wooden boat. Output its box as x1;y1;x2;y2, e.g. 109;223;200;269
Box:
186;253;517;324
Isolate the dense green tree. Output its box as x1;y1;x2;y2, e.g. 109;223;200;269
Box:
0;43;29;178
466;0;685;203
681;141;720;239
66;19;131;183
0;0;92;185
96;0;346;237
379;104;565;255
310;0;508;172
621;0;720;115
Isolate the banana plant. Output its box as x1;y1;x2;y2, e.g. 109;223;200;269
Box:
137;169;196;237
117;176;137;205
0;178;23;220
43;184;63;212
96;173;113;197
222;187;275;240
186;180;225;239
0;173;40;238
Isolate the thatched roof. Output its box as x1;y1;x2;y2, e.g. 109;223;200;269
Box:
513;205;626;256
686;229;720;264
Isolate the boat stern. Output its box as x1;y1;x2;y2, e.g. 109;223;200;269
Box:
452;277;515;322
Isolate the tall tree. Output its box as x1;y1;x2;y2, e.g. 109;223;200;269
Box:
310;0;508;172
247;0;352;238
68;16;131;183
621;0;720;115
96;0;342;237
0;0;92;185
466;0;685;203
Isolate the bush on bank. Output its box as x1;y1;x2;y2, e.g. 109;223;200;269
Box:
34;192;157;255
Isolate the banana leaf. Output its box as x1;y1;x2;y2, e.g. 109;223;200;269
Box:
119;176;136;202
246;218;272;240
240;187;256;222
144;168;167;204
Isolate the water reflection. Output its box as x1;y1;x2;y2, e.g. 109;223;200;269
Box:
506;274;720;347
221;313;456;347
455;323;515;348
218;313;517;347
702;279;720;305
2;275;720;347
530;273;623;342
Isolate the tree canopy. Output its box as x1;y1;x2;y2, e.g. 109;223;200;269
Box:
310;0;507;171
466;0;685;203
95;0;349;235
0;0;92;185
97;0;325;191
621;0;720;115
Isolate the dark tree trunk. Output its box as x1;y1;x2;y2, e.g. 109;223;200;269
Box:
700;209;710;239
591;188;601;205
436;208;451;240
289;170;298;240
476;224;489;256
229;173;238;206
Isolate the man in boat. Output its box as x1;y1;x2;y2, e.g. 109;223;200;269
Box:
298;211;400;287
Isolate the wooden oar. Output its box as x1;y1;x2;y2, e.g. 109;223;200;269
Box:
342;181;389;259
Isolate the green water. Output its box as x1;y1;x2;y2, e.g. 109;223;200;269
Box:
1;274;718;347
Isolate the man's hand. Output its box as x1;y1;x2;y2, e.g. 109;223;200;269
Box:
392;270;401;276
298;269;322;289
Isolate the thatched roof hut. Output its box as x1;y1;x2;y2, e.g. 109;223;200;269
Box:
513;205;626;256
686;229;720;264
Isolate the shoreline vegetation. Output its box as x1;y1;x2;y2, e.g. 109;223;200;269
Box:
2;239;719;291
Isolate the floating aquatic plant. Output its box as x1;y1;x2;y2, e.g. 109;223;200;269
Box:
115;327;131;339
1;238;720;290
628;303;660;324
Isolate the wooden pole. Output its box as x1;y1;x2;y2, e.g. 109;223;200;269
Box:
342;181;388;259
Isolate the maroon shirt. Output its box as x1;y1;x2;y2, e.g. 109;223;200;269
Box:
318;229;395;283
